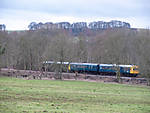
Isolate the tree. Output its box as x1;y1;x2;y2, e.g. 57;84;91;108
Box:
72;36;88;62
28;22;37;30
0;45;5;55
47;33;72;79
0;24;6;31
0;43;5;70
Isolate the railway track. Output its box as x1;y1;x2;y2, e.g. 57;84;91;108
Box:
0;68;148;85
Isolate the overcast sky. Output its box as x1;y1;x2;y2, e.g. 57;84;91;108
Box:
0;0;150;30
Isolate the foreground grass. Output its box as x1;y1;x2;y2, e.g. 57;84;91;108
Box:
0;77;150;113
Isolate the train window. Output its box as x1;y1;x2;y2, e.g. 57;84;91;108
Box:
102;66;106;69
70;65;76;68
83;65;87;68
101;66;105;69
102;66;113;70
76;65;87;68
88;65;91;69
76;65;80;68
93;66;97;69
123;67;130;71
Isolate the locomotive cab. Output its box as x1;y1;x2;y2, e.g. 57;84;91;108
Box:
130;65;139;76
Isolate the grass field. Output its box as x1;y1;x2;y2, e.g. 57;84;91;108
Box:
0;77;150;113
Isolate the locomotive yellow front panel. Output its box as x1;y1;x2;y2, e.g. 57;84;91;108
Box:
130;66;139;74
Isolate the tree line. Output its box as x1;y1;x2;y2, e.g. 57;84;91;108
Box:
28;20;130;32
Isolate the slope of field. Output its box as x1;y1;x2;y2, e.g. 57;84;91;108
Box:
0;77;150;113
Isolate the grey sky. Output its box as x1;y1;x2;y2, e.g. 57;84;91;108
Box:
0;0;150;30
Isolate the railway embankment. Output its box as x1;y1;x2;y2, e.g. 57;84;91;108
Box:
0;68;148;85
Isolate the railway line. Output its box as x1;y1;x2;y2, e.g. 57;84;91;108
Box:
0;68;148;85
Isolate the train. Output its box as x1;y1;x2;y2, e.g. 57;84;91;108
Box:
43;61;139;77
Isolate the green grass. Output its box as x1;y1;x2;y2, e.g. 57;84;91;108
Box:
0;77;150;113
